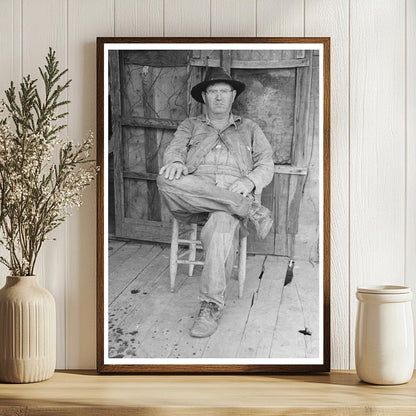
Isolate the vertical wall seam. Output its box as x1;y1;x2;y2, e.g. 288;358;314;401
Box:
348;0;351;370
209;0;212;37
255;0;257;37
64;0;68;370
113;0;116;37
13;0;16;78
404;0;407;286
303;0;305;37
20;0;23;80
211;0;213;37
212;0;214;37
162;0;165;37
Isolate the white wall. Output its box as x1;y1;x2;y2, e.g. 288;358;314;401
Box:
0;0;414;370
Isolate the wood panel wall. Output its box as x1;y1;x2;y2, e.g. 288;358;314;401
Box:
0;0;413;370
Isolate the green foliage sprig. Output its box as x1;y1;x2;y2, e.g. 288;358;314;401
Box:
0;48;97;276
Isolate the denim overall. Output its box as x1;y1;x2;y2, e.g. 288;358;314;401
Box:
157;114;274;308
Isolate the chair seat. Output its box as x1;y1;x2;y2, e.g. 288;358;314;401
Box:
169;217;247;298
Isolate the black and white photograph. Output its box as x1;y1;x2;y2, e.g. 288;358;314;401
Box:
97;38;330;373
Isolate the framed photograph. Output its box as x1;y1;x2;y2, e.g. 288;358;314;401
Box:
97;37;330;373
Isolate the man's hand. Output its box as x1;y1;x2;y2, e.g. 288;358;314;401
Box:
228;177;255;197
159;162;188;180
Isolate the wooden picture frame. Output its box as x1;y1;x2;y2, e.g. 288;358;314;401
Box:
97;37;330;373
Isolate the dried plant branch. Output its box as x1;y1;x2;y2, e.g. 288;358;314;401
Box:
0;48;97;276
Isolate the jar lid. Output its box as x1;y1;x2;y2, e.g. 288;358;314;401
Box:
357;285;411;294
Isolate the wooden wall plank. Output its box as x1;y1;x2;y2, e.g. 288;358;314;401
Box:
109;50;124;235
211;0;255;36
164;0;210;36
293;52;319;262
22;0;67;369
0;0;21;100
350;0;406;369
115;0;163;36
142;67;161;221
274;174;289;256
406;0;416;366
257;0;304;36
0;0;21;287
292;52;313;167
305;0;350;369
67;0;113;369
141;68;162;221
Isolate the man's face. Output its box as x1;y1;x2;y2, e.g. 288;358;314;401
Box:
202;82;236;116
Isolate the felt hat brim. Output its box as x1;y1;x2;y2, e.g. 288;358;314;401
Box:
190;67;246;103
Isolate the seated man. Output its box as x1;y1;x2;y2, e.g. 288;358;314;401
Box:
157;67;274;338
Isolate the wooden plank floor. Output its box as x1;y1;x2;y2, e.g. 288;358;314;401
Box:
108;240;319;359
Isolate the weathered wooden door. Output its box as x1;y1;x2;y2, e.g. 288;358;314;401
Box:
109;50;197;243
109;49;314;257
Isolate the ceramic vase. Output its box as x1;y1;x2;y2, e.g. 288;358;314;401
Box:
0;276;56;383
355;285;414;385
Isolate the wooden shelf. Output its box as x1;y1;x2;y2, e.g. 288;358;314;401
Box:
0;371;415;415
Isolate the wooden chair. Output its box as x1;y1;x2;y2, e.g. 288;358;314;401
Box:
169;217;247;298
169;192;262;298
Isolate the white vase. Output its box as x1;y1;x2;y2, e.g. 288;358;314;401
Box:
0;276;56;383
355;285;414;385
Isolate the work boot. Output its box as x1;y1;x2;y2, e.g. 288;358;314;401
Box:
190;301;223;338
248;199;273;240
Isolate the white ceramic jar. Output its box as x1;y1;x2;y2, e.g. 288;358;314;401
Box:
355;285;414;385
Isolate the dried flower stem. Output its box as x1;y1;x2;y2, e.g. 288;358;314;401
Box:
0;48;96;276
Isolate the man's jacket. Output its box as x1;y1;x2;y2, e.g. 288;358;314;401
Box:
163;113;274;193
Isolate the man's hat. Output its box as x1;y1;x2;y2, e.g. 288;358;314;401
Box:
191;67;246;103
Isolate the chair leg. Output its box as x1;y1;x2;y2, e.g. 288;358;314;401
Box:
188;223;198;277
238;236;247;298
170;218;179;292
